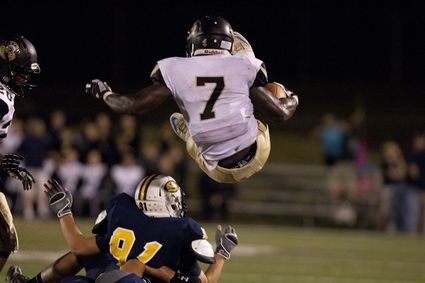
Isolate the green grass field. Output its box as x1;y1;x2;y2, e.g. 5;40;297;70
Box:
2;218;425;283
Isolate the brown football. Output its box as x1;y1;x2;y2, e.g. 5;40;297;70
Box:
264;82;287;99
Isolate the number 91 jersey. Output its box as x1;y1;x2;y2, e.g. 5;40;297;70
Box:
95;193;206;271
157;54;266;164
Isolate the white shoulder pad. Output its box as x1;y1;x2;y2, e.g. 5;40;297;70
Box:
191;239;215;264
92;210;108;235
95;210;107;225
232;31;255;58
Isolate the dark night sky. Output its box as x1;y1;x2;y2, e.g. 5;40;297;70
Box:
2;0;425;143
4;1;425;82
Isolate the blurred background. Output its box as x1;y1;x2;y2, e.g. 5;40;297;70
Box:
1;0;425;282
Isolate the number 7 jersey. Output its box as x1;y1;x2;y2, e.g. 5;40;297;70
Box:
156;54;267;166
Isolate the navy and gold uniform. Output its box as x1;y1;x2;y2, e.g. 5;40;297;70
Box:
95;193;204;277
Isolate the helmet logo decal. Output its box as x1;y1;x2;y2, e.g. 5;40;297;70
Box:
165;180;180;193
202;38;208;47
0;41;19;61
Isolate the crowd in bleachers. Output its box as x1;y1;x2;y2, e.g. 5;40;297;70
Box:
317;111;425;233
3;109;424;233
0;111;188;219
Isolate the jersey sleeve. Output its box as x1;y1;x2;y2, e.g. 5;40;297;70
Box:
95;234;109;253
156;58;179;96
176;219;206;277
185;218;206;241
93;194;126;253
176;249;202;277
150;63;166;85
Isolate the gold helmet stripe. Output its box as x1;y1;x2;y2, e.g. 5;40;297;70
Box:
139;174;159;201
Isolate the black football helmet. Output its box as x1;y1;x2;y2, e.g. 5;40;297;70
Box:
186;16;234;57
0;36;40;96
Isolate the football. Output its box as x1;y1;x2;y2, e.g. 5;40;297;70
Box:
264;82;287;99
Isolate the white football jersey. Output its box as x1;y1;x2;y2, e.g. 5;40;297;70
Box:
0;82;16;142
158;54;264;166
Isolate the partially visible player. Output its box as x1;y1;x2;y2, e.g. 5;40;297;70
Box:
0;35;38;271
86;15;299;184
10;175;237;282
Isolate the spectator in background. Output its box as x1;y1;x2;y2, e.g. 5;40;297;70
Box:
57;148;82;194
381;141;417;233
117;115;141;157
75;122;101;163
200;173;236;221
77;149;107;217
156;121;188;187
158;145;187;188
19;118;51;219
95;112;119;166
141;143;160;176
110;151;144;196
48;110;67;151
319;113;347;166
59;127;78;153
407;132;425;232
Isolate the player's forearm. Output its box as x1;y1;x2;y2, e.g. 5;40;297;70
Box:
59;215;94;255
203;254;226;283
250;86;299;122
145;265;175;282
103;92;137;113
103;83;171;115
121;259;146;277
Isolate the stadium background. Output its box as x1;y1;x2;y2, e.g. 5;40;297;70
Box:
2;0;425;282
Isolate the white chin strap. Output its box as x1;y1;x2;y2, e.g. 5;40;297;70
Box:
193;49;231;56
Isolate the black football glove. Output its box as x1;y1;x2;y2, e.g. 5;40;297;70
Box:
0;153;23;171
44;179;73;218
215;225;238;260
85;79;112;99
1;154;35;191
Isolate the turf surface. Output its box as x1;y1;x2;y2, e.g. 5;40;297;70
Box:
2;218;425;283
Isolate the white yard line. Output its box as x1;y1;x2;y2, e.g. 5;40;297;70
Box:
8;250;68;262
8;244;278;262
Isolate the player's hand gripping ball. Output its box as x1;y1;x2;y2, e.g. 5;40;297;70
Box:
264;82;288;99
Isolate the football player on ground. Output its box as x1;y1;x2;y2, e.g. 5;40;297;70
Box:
7;175;238;283
0;36;38;271
86;15;299;184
